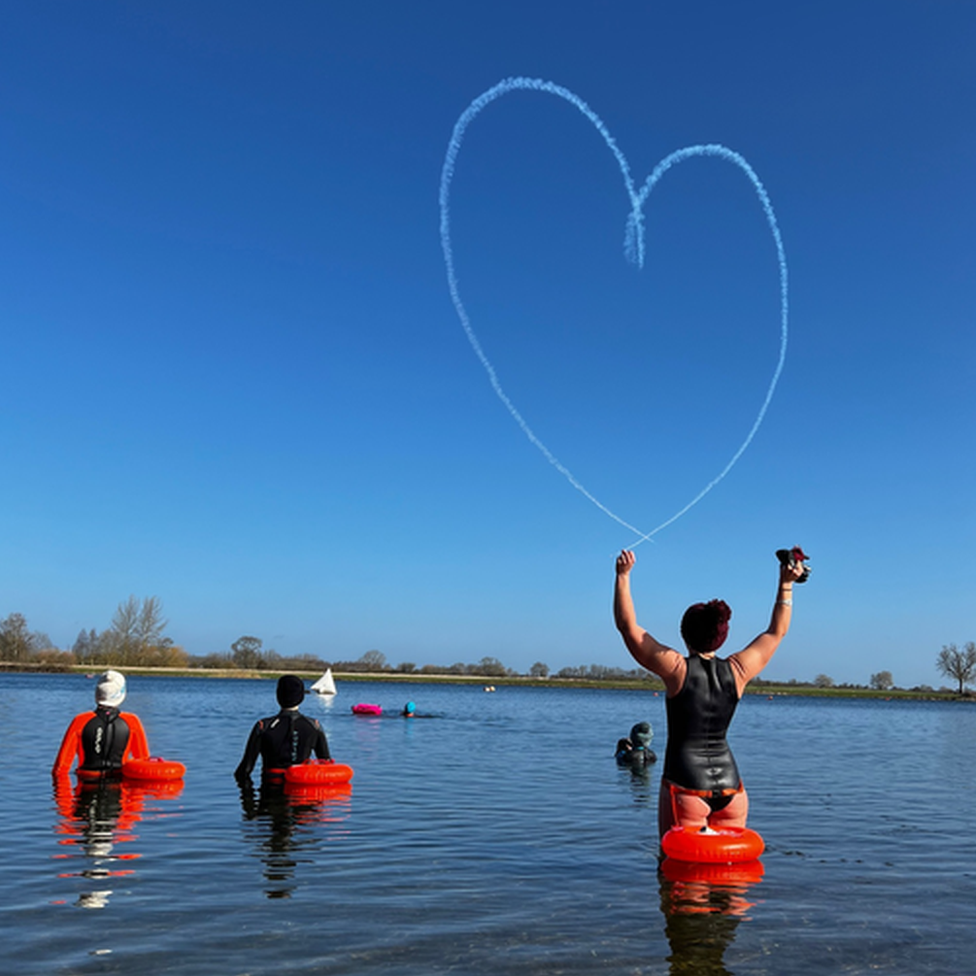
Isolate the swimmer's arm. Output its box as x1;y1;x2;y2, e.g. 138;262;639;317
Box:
312;720;331;761
731;559;803;691
234;720;263;783
52;713;87;775
614;550;685;693
123;713;150;761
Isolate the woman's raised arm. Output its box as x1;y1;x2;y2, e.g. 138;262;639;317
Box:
730;550;808;691
614;550;684;692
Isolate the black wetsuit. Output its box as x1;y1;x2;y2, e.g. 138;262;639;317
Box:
663;654;741;798
53;707;149;776
234;709;330;781
79;708;131;771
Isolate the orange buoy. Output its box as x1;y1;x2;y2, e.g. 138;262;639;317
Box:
661;824;764;863
121;757;186;781
283;760;354;786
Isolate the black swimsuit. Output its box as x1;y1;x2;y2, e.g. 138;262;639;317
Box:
663;654;742;804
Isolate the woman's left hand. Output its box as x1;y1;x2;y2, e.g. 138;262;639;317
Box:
780;557;805;585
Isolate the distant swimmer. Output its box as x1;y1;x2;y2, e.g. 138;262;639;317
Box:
235;675;331;783
402;701;416;717
614;546;809;838
615;721;657;767
52;670;150;777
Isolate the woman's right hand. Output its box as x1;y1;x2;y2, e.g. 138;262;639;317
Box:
616;549;636;576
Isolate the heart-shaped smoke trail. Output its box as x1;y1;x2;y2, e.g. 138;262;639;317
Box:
439;77;788;546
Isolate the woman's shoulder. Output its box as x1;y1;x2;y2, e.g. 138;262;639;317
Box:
661;653;689;697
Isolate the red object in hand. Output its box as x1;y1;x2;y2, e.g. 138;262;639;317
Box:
776;546;811;582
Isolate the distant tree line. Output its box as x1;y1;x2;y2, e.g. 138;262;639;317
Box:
808;671;896;691
0;598;186;670
4;605;976;693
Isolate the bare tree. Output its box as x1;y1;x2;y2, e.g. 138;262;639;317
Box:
136;596;168;648
104;596;140;664
103;596;170;665
936;642;976;694
0;613;36;662
359;649;387;671
475;656;507;677
72;629;100;663
870;670;894;691
231;636;264;669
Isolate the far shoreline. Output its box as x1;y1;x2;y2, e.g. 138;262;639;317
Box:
2;662;972;702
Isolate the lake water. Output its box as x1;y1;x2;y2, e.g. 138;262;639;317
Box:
2;673;974;975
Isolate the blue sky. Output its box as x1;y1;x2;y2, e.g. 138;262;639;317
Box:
2;2;973;687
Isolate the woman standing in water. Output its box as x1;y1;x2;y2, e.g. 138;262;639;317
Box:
614;547;808;838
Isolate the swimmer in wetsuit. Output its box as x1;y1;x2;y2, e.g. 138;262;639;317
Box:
234;675;331;783
615;722;657;767
52;670;150;777
613;548;807;838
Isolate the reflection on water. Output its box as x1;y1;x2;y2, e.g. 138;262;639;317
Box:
237;779;352;899
51;772;184;909
2;677;973;975
659;860;764;975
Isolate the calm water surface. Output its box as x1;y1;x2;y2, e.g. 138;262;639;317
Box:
1;674;974;975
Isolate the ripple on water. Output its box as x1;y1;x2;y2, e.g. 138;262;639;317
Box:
2;675;975;975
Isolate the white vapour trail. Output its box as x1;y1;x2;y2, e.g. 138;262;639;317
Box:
439;77;789;545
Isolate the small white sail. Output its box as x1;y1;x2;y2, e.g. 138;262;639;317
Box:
311;668;337;695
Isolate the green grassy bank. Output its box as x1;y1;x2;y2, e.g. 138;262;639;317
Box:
2;661;972;702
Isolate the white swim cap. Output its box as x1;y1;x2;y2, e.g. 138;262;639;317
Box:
95;670;127;707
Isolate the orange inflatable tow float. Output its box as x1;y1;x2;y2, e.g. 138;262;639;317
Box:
283;759;354;786
121;757;186;782
661;824;764;864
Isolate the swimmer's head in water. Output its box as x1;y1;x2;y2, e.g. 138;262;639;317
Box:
630;722;653;748
680;600;732;654
403;701;416;715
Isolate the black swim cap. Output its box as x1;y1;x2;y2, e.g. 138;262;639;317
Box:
276;674;305;708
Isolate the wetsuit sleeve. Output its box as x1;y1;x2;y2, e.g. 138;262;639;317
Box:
234;721;264;782
52;713;89;775
312;721;331;761
121;713;151;761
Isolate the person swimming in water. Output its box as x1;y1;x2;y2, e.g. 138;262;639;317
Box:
613;547;808;837
52;670;150;777
615;721;656;766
